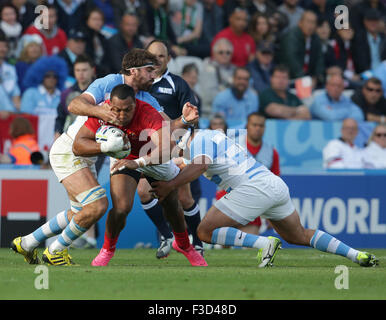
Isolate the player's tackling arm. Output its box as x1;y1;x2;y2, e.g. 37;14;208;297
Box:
149;155;210;202
68;93;119;124
72;125;103;157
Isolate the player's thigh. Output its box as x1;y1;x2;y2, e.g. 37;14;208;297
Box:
110;173;138;214
61;167;100;199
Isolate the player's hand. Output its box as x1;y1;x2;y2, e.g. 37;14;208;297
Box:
182;102;199;124
150;181;174;202
98;103;120;125
110;159;138;175
100;131;124;153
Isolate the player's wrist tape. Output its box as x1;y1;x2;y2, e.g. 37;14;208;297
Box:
134;157;147;168
181;115;191;125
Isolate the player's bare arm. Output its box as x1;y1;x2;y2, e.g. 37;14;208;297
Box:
68;93;120;124
170;102;199;131
73;125;127;157
150;155;210;202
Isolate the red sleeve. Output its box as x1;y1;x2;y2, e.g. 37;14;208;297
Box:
270;149;280;176
84;117;101;134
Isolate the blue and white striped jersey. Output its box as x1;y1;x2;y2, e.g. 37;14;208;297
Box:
190;130;269;191
84;73;162;111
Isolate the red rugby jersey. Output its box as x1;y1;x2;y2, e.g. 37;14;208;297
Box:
84;99;165;160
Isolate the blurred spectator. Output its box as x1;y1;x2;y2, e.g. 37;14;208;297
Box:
58;28;86;78
92;0;118;28
20;55;68;115
107;13;142;73
169;0;204;57
20;69;61;115
212;67;259;123
143;0;179;53
248;13;275;46
0;116;40;165
84;7;110;77
208;112;228;132
212;7;256;67
111;0;147;36
350;0;386;31
195;0;224;59
362;123;386;168
310;74;364;121
245;111;280;175
0;2;22;61
330;25;360;84
222;0;251;26
373;60;386;94
11;0;36;32
351;77;386;122
248;0;278;18
278;10;324;84
24;4;67;55
277;0;304;32
199;37;236;118
52;0;87;35
351;8;386;74
259;65;311;119
324;65;361;90
316;18;336;69
0;36;20;114
55;54;95;138
15;34;43;93
267;9;289;38
305;0;335;28
322;118;364;169
181;62;201;111
247;40;275;93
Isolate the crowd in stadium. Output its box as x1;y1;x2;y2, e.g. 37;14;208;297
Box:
0;0;385;168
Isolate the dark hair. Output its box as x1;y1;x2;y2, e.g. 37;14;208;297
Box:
0;2;19;21
145;39;171;56
74;54;95;68
110;84;136;101
272;64;290;76
247;111;266;122
120;48;159;75
209;113;228;132
86;6;105;22
9;117;35;138
365;77;383;87
233;66;250;77
182;63;199;75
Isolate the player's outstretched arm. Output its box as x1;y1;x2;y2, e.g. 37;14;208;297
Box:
68;93;119;124
150;155;210;202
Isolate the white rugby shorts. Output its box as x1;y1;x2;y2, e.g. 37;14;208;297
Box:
214;172;295;224
109;158;180;182
49;133;97;182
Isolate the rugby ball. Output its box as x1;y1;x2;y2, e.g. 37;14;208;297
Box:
95;125;131;159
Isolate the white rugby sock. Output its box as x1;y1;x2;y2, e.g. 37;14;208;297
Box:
211;227;269;249
22;210;70;251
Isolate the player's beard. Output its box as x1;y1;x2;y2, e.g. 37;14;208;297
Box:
138;79;154;92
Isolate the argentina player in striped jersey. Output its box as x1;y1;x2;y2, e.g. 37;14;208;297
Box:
149;129;379;268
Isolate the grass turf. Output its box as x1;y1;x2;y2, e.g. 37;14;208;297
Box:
0;247;385;300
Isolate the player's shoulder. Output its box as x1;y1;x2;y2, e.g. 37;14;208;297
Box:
91;73;123;86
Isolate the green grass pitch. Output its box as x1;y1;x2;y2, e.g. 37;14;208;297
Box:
1;247;385;300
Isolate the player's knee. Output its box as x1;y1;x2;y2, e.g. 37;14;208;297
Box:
137;181;151;201
196;223;211;243
85;197;108;220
